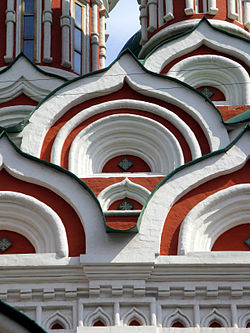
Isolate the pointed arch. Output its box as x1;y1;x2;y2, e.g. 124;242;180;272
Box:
68;113;184;176
84;307;112;326
43;311;71;330
97;178;150;211
122;307;148;326
166;55;250;105
239;311;250;328
0;191;68;257
178;184;250;255
201;308;230;327
163;308;192;327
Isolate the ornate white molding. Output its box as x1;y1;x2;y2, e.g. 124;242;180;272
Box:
163;308;193;327
144;19;250;74
91;0;100;71
0;105;34;128
85;307;113;326
244;0;250;29
201;308;231;327
68;113;184;176
139;0;148;45
122;307;148;326
167;55;250;105
43;311;71;329
97;178;150;211
178;184;250;255
208;0;218;15
0;191;68;257
50;99;202;169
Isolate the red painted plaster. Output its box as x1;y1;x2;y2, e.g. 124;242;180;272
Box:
0;230;35;254
212;224;250;251
161;45;250;76
217;105;250;121
103;155;151;173
41;84;209;164
106;216;138;230
0;94;37;108
0;169;85;256
160;161;250;255
109;197;143;210
197;86;225;101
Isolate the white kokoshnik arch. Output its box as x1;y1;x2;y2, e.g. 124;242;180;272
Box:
167;55;250;105
68;114;184;176
178;184;250;255
97;178;151;211
21;52;229;159
0;191;68;257
144;19;250;74
51;99;202;168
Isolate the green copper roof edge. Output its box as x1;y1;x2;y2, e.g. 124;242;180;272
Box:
0;300;47;333
0;130;106;228
143;16;250;62
9;48;224;134
136;124;250;231
0;52;68;82
225;108;250;124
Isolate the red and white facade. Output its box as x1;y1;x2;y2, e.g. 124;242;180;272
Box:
0;0;249;332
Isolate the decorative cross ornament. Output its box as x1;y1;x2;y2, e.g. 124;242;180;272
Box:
117;158;134;171
0;237;12;252
118;199;134;210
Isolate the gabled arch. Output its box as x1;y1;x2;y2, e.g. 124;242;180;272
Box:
144;19;250;74
21;52;229;160
166;55;250;105
0;191;68;257
68;114;184;176
84;307;112;326
163;308;192;327
201;308;230;327
178;184;250;255
97;178;150;211
43;311;71;330
122;307;148;326
50;99;202;168
239;311;250;328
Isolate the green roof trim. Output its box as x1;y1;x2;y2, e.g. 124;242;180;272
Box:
225;108;250;124
0;130;106;230
136;124;250;231
0;300;47;333
142;16;250;62
0;52;68;82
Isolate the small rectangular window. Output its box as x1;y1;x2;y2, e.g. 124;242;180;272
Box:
73;1;84;74
22;0;35;61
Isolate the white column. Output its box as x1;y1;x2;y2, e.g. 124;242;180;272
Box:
114;302;120;326
150;301;157;326
194;305;200;327
139;0;148;45
4;0;15;63
61;0;71;67
231;304;238;328
228;0;239;20
147;0;158;32
244;0;250;28
158;0;164;27
164;0;174;22
43;0;53;63
208;0;218;14
99;8;107;69
185;0;195;15
91;0;100;71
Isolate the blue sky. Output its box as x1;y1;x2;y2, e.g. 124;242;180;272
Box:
105;0;140;66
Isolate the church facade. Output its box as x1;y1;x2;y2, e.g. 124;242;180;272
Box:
0;0;249;332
